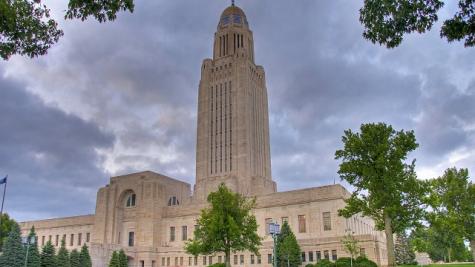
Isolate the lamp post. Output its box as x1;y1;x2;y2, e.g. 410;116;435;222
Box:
22;235;36;267
269;222;280;267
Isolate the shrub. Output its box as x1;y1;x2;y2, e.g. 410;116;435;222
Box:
305;264;316;267
208;263;225;267
335;257;352;267
354;256;377;267
316;259;335;267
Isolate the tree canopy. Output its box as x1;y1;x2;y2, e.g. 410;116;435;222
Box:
57;238;70;267
360;0;475;48
276;221;301;267
79;244;92;267
0;222;24;267
26;226;41;267
40;241;56;267
185;183;261;267
0;213;18;251
335;122;427;267
69;249;80;267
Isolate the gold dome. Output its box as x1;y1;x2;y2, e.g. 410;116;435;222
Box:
219;5;248;27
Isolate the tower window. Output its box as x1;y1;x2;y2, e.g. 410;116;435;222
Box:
128;232;135;247
323;212;332;231
126;193;136;207
168;196;179;206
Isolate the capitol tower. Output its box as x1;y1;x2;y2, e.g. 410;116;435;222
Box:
194;3;276;200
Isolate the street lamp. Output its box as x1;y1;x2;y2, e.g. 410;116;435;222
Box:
269;222;280;267
22;235;36;267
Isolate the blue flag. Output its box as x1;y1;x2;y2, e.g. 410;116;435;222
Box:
0;176;7;185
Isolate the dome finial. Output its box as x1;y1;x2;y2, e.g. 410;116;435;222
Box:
231;0;235;6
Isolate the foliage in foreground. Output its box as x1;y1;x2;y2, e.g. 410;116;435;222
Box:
276;221;301;267
185;183;261;267
0;222;24;267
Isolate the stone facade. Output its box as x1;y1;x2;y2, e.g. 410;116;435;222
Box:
20;4;388;267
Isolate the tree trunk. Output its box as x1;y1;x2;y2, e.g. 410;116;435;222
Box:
447;247;451;262
384;213;396;267
470;240;475;264
225;249;231;267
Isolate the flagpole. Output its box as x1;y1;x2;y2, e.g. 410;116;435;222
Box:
0;175;7;244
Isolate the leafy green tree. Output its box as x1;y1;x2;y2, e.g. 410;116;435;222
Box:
394;232;415;265
118;249;128;267
108;251;119;267
79;244;92;267
0;222;24;267
40;241;56;267
56;238;70;267
428;167;475;262
69;249;80;267
185;183;261;267
0;213;18;251
335;123;427;267
359;0;475;48
25;226;40;267
276;221;301;267
341;233;360;267
0;0;134;60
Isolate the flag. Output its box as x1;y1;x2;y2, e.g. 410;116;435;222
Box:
0;176;7;185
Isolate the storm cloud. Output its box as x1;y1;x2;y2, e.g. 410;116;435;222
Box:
1;0;474;221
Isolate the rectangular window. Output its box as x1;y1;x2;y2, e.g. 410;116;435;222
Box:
257;255;261;264
298;215;306;233
281;217;288;225
316;251;321;261
194;257;198;266
268;254;272;264
170;226;175;242
324;250;329;260
234;255;238;265
162;257;165;266
302;252;306;262
118;232;121;244
323;212;332;231
55;235;59;246
189;257;192;266
218;256;222;263
209;256;212;265
152;261;156;267
86;233;90;242
182;226;187;241
309;251;314;262
265;218;273;235
240;255;244;265
62;234;66;244
332;250;337;261
251;255;255;264
180;257;183;266
42;236;45;246
48;235;52;242
360;248;366;256
70;234;74;246
203;256;207;266
167;257;170;266
175;257;178;266
140;261;145;267
78;233;82;246
128;232;134;247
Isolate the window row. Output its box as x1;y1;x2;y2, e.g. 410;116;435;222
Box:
41;232;90;247
265;212;332;234
169;226;188;242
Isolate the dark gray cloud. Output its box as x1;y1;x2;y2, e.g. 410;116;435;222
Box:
1;0;475;221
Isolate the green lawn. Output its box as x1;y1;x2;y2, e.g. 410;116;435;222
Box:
427;264;475;267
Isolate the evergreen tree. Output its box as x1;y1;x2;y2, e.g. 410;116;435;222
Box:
108;251;119;267
79;244;92;267
276;222;301;267
395;233;415;265
69;249;80;267
0;222;24;267
118;250;128;267
40;241;56;267
26;226;41;267
0;213;18;252
57;238;70;267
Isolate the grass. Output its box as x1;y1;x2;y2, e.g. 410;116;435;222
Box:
427;264;475;267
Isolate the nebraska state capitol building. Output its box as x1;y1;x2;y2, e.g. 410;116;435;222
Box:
20;4;388;267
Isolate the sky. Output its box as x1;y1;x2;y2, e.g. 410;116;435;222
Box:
1;0;475;222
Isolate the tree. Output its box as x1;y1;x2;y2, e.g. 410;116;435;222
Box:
394;232;415;265
185;183;261;267
335;123;427;267
0;222;24;267
40;241;56;267
0;213;18;251
359;0;475;48
25;226;41;267
276;221;301;267
108;251;119;267
118;249;128;267
429;168;475;263
56;238;70;267
79;244;92;267
341;233;360;267
69;249;80;267
0;0;134;60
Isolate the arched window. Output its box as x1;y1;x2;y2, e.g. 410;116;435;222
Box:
168;196;179;206
126;193;136;207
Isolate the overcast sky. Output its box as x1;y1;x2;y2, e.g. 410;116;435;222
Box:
1;0;474;222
